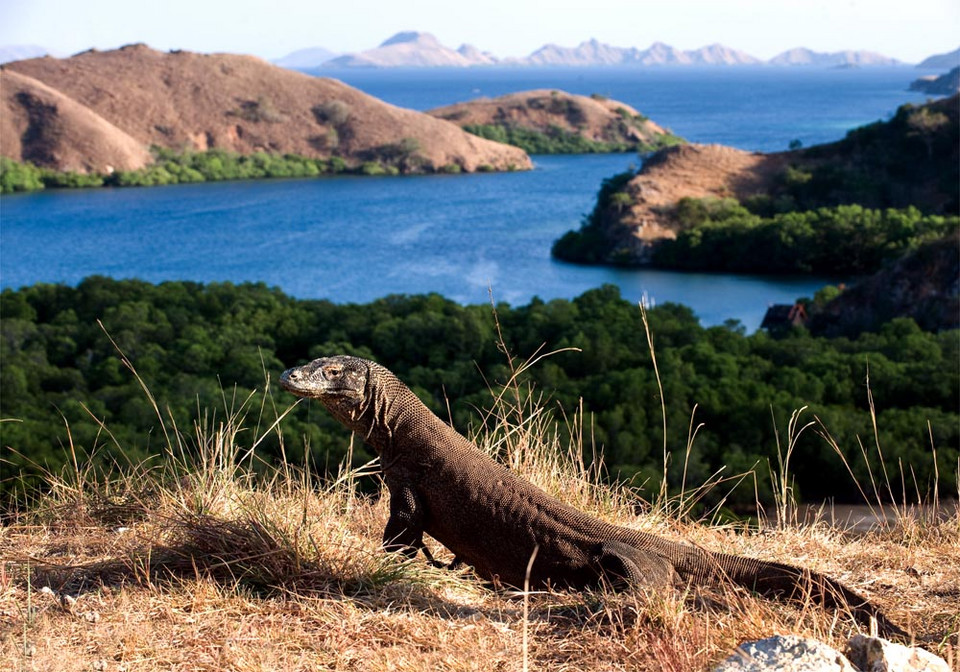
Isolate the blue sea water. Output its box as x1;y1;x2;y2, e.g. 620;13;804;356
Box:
328;65;930;151
0;67;931;330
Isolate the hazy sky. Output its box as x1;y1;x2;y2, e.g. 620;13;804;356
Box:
2;0;958;63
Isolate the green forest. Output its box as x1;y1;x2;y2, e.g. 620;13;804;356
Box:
3;278;956;511
552;174;959;273
651;200;957;275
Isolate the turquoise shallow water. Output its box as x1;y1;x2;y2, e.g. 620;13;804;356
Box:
1;67;927;330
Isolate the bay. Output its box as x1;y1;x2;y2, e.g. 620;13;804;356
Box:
1;67;928;330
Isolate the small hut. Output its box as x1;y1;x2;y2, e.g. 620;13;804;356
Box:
760;303;808;332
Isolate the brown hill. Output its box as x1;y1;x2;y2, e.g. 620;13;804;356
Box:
3;44;531;173
572;144;786;260
621;143;786;236
428;89;673;150
1;69;151;173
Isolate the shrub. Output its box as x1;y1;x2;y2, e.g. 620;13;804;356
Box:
360;161;388;176
312;100;352;127
0;157;45;193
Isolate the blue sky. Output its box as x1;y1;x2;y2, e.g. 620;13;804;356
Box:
2;0;957;63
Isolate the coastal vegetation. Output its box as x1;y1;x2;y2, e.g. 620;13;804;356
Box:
653;201;957;274
462;122;683;155
555;189;959;274
0;146;449;194
552;170;637;263
3;279;956;511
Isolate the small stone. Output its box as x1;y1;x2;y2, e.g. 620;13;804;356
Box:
713;635;857;672
82;610;101;623
846;634;950;672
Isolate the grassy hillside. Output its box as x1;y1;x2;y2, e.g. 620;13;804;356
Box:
2;375;957;670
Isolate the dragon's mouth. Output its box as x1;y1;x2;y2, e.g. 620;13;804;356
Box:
279;366;362;400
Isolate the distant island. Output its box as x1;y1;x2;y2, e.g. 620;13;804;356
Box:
0;44;531;192
428;90;683;154
278;32;905;69
323;32;497;68
910;67;960;95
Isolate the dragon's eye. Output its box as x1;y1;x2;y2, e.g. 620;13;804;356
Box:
324;365;343;380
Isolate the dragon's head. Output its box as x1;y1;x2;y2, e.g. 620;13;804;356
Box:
280;355;370;420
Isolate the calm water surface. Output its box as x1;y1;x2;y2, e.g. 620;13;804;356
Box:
2;68;927;330
4;154;832;330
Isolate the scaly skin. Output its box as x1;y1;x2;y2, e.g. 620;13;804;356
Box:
280;355;905;638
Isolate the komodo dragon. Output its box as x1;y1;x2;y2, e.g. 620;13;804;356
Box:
280;355;904;637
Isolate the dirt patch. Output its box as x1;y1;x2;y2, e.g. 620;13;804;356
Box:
1;69;151;173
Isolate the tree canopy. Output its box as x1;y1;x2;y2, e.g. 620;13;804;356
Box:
2;279;956;510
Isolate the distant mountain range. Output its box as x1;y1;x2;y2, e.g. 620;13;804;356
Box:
321;32;497;68
766;47;901;67
277;32;907;69
516;39;763;66
4;36;946;71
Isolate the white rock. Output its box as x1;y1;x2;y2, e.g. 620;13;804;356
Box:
847;635;950;672
713;635;858;672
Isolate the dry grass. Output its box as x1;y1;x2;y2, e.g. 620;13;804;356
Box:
2;350;959;671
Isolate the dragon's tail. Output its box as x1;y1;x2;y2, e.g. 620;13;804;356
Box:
680;550;906;639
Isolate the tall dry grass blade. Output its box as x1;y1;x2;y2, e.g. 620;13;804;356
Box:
522;544;539;672
865;366;896;516
97;319;173;454
677;404;705;518
767;407;813;528
928;421;940;518
638;302;669;505
816;418;881;523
